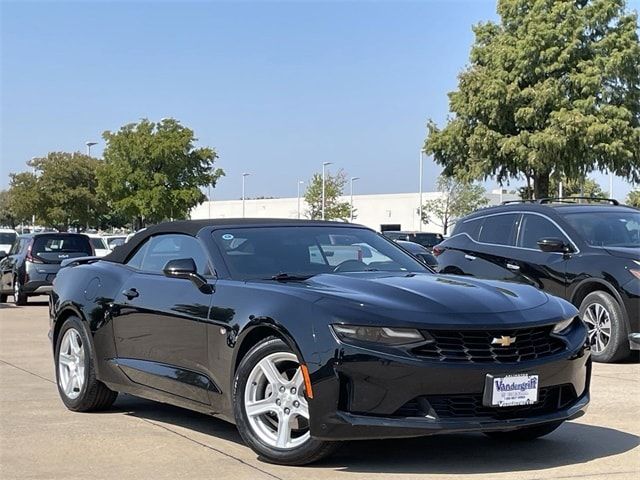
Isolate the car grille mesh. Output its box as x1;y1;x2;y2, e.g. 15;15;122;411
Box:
394;385;577;420
412;326;566;363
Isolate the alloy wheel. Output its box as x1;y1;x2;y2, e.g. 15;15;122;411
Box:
58;329;86;399
583;302;611;353
244;352;310;449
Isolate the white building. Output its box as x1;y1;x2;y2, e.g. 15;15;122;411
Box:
191;190;518;233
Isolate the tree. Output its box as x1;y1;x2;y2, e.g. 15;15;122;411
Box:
304;170;351;221
425;0;640;199
7;172;39;226
0;190;17;227
422;176;489;234
97;118;224;227
28;152;103;231
627;189;640;207
548;176;606;198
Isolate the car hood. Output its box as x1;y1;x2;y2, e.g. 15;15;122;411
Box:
603;246;640;261
301;272;549;315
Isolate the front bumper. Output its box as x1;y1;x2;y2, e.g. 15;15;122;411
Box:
308;332;591;441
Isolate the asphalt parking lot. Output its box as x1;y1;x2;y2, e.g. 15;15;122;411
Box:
1;299;639;480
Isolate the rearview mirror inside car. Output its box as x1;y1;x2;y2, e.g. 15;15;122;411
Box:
163;258;212;293
537;237;571;254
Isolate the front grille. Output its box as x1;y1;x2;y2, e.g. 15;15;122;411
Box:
393;385;577;420
412;326;566;363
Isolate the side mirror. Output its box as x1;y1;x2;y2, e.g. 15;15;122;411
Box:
537;237;572;253
0;250;7;259
163;258;213;293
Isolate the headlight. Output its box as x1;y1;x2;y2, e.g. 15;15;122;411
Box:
332;325;424;346
552;317;575;334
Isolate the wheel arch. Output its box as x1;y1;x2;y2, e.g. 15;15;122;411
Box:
52;303;88;351
232;321;306;376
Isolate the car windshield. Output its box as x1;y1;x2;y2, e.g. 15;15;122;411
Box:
213;226;428;280
90;237;106;249
562;211;640;248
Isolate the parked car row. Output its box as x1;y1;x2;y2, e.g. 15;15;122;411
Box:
432;198;640;363
0;231;129;305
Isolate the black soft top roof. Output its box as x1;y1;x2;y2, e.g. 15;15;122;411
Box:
103;218;362;264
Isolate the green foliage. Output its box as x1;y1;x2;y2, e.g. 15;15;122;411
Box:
422;176;488;234
548;176;606;198
0;190;18;227
7;171;39;226
304;170;351;221
425;0;640;199
627;189;640;207
27;152;103;230
97;118;223;227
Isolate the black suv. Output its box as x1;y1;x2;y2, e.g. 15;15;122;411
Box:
434;198;639;363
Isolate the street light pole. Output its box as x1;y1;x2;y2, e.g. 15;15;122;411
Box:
321;162;332;220
349;177;360;222
609;171;614;199
418;149;425;232
297;180;304;219
86;141;98;156
242;173;250;218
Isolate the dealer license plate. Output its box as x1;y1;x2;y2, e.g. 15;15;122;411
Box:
489;374;539;407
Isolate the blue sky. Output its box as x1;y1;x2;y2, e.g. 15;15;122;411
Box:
1;0;638;200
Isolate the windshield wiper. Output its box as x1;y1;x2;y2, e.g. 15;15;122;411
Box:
268;272;315;281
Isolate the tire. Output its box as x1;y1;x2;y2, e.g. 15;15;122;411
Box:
13;275;27;306
54;316;117;412
484;421;563;441
580;291;630;363
233;337;338;465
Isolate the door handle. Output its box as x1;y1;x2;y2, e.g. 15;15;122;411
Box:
464;254;476;261
506;263;520;271
122;288;139;300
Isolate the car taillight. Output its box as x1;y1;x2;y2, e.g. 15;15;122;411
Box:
26;242;43;264
432;245;444;257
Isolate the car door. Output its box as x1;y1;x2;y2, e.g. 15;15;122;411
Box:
111;233;216;405
0;238;28;293
455;213;522;281
504;213;572;297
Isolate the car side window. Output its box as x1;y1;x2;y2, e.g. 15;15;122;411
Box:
478;214;519;246
140;234;212;276
456;218;483;240
125;242;149;270
518;214;567;249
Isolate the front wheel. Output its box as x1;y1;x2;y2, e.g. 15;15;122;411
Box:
580;291;630;363
233;337;338;465
484;421;563;441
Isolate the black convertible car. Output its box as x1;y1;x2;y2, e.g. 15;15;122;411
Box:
49;219;590;465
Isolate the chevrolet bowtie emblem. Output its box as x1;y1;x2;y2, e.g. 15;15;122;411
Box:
492;335;517;347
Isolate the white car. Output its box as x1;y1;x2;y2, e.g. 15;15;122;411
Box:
85;234;111;257
0;229;17;254
104;235;127;250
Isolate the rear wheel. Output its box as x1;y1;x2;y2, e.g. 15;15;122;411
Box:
580;291;630;363
13;275;27;305
55;316;117;411
484;421;563;441
233;337;338;465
